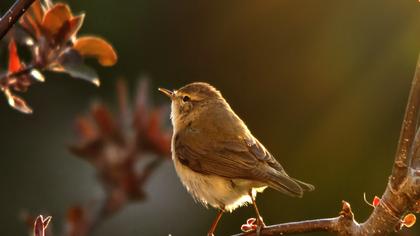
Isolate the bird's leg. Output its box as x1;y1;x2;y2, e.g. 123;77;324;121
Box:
249;191;266;229
207;209;224;236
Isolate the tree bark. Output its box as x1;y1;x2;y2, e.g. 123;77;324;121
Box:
0;0;35;39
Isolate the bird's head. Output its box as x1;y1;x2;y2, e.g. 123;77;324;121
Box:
158;82;225;130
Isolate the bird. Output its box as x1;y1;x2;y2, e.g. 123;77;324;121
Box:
158;82;314;236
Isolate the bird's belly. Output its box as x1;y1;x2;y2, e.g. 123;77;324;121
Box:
173;157;266;212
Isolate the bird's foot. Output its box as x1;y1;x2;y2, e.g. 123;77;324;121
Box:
255;217;265;236
256;216;266;228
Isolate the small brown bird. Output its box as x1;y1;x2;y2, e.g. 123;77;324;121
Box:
159;82;314;236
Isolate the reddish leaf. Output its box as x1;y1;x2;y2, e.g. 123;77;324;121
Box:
41;3;72;36
30;0;44;25
73;36;118;66
20;11;41;38
247;218;256;225
54;14;85;45
33;215;52;236
19;0;43;38
66;205;85;224
241;224;254;232
241;217;259;232
8;39;22;73
33;217;44;236
75;116;97;141
240;223;258;233
147;109;171;155
66;14;85;41
92;104;117;136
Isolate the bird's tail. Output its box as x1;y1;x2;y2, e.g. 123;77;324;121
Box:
292;178;315;192
266;171;315;198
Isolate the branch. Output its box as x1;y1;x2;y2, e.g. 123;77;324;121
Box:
0;0;35;40
232;54;420;236
233;201;358;236
391;55;420;188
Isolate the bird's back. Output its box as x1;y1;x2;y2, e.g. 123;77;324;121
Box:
175;99;314;197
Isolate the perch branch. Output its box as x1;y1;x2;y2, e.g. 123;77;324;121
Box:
0;0;35;39
233;54;420;236
233;201;358;236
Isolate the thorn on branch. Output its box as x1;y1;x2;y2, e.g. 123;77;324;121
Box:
339;201;354;220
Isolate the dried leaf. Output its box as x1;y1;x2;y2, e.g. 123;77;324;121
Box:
41;3;72;36
8;39;22;73
74;36;118;66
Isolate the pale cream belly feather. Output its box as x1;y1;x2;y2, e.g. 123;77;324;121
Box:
172;154;267;212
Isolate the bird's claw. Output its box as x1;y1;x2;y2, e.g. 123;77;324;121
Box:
257;216;266;228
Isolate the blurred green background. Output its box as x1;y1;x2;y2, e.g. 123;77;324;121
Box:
1;0;420;235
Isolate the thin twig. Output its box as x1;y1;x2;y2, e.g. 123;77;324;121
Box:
0;64;37;80
0;0;35;40
233;218;340;236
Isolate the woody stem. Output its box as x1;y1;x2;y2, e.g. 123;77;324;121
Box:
0;0;35;39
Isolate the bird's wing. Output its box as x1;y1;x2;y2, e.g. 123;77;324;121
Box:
243;135;287;174
174;129;304;196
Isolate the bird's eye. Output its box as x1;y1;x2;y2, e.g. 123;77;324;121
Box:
183;95;191;102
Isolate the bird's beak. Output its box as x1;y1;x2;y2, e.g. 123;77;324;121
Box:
158;88;174;99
